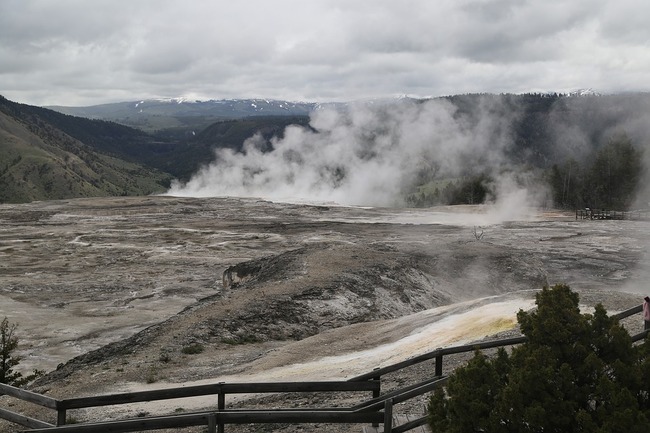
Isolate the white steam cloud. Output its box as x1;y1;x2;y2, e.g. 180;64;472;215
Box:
166;98;543;209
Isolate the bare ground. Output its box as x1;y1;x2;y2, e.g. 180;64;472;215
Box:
0;196;649;432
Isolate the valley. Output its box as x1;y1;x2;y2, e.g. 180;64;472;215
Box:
0;196;648;431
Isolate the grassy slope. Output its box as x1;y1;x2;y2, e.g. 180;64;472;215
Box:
0;102;171;204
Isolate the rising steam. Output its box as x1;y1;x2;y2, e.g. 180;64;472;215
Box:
166;98;543;209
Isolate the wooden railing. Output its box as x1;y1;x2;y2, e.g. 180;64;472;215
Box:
346;302;648;431
0;386;57;430
349;335;527;382
576;208;650;220
611;303;642;320
351;303;645;383
1;381;380;432
1;303;646;433
23;409;385;433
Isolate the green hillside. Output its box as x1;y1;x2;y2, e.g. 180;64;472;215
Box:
0;96;172;203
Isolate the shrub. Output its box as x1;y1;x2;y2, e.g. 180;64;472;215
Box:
428;284;650;432
181;343;205;355
0;317;43;387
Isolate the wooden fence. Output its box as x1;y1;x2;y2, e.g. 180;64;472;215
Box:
576;208;650;220
1;381;381;433
0;303;646;433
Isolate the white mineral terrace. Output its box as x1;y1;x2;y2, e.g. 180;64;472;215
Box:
104;296;536;417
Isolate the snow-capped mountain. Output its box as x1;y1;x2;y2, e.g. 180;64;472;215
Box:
48;98;322;120
44;98;345;132
568;88;601;97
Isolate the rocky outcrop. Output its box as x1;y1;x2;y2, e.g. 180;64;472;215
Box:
211;241;548;344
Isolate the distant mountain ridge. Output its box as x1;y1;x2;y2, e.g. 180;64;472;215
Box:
46;98;333;132
48;98;319;118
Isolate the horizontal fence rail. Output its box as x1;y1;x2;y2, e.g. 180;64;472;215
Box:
351;376;448;412
354;377;450;414
0;407;53;430
348;336;527;382
24;410;385;433
612;304;643;320
0;384;58;410
0;303;645;433
392;415;429;433
57;380;380;411
350;303;646;382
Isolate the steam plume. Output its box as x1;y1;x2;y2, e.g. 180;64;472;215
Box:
166;98;540;209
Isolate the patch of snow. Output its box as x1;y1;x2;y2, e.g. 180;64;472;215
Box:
569;88;600;96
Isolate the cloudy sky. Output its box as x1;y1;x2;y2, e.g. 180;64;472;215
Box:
1;0;649;106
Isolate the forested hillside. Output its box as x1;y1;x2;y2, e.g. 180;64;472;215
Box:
0;96;312;203
149;116;311;180
406;93;650;210
0;96;171;203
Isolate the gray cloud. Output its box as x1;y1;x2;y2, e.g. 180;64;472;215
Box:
1;0;650;105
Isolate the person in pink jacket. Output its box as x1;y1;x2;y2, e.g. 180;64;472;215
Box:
644;296;650;330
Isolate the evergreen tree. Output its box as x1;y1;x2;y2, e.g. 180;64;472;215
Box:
548;158;583;209
428;284;650;432
546;134;643;210
0;317;42;387
583;134;643;210
0;317;24;386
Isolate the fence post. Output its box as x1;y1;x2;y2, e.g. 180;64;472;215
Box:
208;413;217;433
217;382;225;433
56;409;66;426
435;352;443;377
371;368;380;427
371;368;381;399
384;398;393;433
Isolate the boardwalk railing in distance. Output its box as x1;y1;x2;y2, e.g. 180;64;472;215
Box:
1;303;646;433
576;208;650;220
